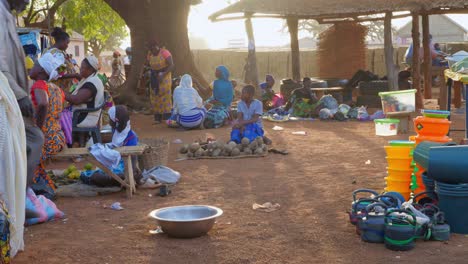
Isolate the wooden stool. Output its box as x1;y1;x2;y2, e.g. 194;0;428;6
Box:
386;111;412;134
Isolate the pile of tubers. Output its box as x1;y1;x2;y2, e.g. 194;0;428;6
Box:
179;137;268;158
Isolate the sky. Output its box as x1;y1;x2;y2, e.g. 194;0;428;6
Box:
121;0;468;49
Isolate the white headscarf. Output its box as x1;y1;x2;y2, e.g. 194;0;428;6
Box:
108;106;131;147
85;54;99;71
38;52;65;81
179;74;192;89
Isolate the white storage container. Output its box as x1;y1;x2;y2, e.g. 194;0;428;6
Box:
374;118;400;136
379;89;416;114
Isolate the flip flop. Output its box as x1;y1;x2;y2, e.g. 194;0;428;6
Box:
268;149;289;155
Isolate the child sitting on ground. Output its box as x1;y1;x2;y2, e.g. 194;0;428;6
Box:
231;85;272;145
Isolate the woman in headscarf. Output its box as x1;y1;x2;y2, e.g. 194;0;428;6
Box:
204;66;234;129
62;54;105;146
29;52;67;192
81;105;140;187
171;74;206;129
44;27;80;91
146;40;175;124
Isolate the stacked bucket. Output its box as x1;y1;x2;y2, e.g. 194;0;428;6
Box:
384;140;416;200
410;110;452;194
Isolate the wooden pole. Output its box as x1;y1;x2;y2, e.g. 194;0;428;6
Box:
287;17;301;81
244;15;260;92
411;13;423;109
384;12;399;90
422;14;432;99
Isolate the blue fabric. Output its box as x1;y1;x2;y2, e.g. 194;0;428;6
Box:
405;43;413;64
123;130;138;146
237;99;263;128
231;123;264;144
213;66;233;107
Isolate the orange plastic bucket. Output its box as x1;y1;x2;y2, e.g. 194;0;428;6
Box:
387;168;413;181
386;157;413;170
414;116;451;137
385;178;411;193
413;135;452;145
384;146;413;159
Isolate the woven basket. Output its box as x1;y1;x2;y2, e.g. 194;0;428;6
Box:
139;138;170;170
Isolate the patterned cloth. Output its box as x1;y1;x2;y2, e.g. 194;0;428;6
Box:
177;108;206;128
148;49;172;115
0;200;10;264
31;81;66;190
205;105;230;129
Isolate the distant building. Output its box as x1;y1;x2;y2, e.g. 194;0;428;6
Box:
395;15;468;45
66;31;85;64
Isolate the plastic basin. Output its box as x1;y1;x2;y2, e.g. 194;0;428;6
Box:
427;146;468;184
386;157;413;170
375;119;400;136
379;89;416;114
421;109;450;119
413;116;451;137
387;168;413;181
413;135;452;145
385;178;411;193
384;146;413;159
435;183;468;234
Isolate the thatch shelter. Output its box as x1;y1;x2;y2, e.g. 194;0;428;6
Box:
210;0;468;108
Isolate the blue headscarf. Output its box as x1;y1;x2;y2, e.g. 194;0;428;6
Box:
213;65;233;107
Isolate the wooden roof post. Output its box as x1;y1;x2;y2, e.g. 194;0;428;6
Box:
412;13;423;109
384;12;399;91
244;14;260;94
422;13;432;99
287;17;301;82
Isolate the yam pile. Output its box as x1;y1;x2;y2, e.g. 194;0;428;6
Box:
179;137;268;159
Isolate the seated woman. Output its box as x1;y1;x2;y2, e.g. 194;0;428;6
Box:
81;105;140;187
62;54;105;146
231;85;265;143
204;66;233;129
29;52;67;192
285;77;319;118
171;74;206;129
260;74;283;110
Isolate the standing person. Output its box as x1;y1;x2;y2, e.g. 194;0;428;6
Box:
111;51;122;77
146;40;175;124
172;74;206;129
123;47;132;80
44;27;80;91
0;0;42;257
29;52;67;192
204;66;233;129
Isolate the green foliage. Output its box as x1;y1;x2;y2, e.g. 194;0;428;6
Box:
60;0;128;56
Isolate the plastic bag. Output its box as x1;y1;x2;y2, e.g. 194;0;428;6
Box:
357;106;370;121
319;108;333;120
338;104;351;117
318;95;339;113
142;166;181;184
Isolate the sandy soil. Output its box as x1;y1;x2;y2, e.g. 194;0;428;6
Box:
13;113;468;264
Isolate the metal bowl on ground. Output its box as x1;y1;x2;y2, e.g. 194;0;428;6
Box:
149;205;223;238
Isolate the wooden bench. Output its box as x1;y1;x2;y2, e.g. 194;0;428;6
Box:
53;145;148;198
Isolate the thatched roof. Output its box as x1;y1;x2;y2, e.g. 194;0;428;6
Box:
210;0;468;22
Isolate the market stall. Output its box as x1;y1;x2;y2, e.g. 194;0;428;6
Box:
444;69;468;142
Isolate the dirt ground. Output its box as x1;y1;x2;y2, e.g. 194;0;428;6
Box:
14;112;468;264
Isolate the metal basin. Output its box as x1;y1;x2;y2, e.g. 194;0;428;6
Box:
149;205;223;238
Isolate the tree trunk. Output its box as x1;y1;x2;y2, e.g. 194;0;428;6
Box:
422;14;432;99
411;13;423;109
384;12;399;91
287;17;301;82
244;16;260;95
105;0;210;103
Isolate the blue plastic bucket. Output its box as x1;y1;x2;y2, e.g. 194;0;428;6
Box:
422;172;435;192
435;182;468;234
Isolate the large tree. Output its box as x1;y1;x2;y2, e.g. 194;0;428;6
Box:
60;0;128;57
104;0;210;99
23;0;69;28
